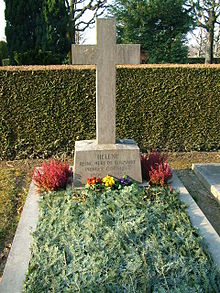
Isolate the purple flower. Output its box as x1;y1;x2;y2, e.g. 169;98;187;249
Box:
120;175;132;187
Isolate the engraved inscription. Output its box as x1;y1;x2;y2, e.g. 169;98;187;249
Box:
78;152;136;177
79;161;92;167
97;154;119;160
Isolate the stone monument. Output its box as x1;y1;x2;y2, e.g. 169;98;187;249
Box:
72;18;142;185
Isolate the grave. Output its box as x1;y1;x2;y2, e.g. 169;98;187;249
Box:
192;163;220;204
72;18;142;185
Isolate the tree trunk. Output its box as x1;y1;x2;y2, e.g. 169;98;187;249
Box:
214;26;220;57
205;29;214;64
70;0;76;44
205;9;215;64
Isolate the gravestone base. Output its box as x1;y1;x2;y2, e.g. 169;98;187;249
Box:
73;139;142;186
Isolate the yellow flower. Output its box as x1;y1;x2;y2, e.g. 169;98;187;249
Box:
102;175;115;187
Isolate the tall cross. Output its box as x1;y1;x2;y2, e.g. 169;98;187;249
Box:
72;18;140;144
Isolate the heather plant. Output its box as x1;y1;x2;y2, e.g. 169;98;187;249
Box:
149;162;173;186
141;149;168;181
32;158;72;194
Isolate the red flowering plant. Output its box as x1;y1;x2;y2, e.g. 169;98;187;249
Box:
33;158;72;194
86;176;103;191
141;149;172;187
141;149;168;181
149;162;172;187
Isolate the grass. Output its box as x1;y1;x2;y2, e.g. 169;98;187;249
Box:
0;169;28;276
23;185;220;292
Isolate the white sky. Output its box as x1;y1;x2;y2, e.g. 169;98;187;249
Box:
0;0;6;41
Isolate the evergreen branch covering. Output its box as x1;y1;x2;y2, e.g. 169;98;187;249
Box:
23;186;220;292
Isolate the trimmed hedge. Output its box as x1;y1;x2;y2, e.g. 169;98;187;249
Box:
0;65;220;159
0;66;96;159
188;57;220;64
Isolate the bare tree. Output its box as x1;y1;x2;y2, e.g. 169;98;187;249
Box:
214;23;220;56
190;0;220;63
188;27;206;57
66;0;107;44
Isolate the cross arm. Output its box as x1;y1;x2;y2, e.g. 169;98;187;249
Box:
71;45;97;65
116;44;140;65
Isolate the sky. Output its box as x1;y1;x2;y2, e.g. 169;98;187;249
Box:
0;0;5;41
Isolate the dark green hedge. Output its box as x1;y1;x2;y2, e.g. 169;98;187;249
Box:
188;57;220;64
0;65;219;159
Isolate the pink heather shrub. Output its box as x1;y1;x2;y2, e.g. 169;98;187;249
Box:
141;149;168;181
33;158;72;193
149;162;172;186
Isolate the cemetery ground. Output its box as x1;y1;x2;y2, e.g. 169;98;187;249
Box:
0;151;220;284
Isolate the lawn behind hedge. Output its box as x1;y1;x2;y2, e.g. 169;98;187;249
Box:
23;185;220;292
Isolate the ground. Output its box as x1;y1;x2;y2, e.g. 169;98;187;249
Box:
0;151;220;279
169;152;220;236
176;169;220;235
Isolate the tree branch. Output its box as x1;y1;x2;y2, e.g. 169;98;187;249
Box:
76;7;106;31
69;0;107;34
74;0;106;22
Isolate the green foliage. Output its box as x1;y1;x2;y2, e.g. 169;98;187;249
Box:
23;186;220;292
0;41;9;66
109;0;193;63
0;169;27;275
188;57;220;64
116;66;220;152
41;0;70;59
13;50;61;65
2;59;10;66
0;66;219;160
5;0;70;65
5;0;44;64
4;0;107;65
0;67;96;159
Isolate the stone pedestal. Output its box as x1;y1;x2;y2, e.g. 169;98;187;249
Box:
73;139;142;186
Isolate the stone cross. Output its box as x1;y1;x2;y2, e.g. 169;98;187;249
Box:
72;18;140;145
